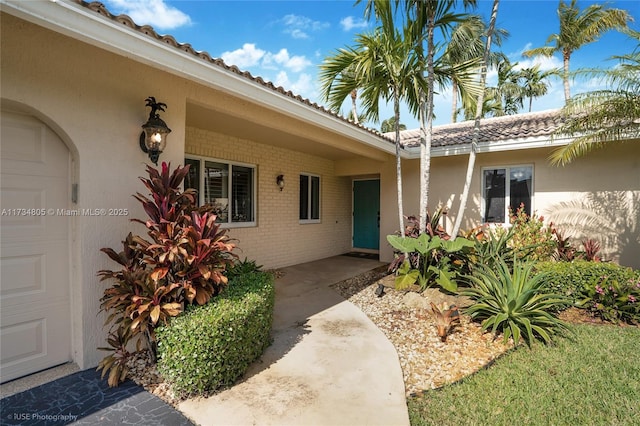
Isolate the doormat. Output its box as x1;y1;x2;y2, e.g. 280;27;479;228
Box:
341;252;379;260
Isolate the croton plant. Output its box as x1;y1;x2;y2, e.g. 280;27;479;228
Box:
97;162;236;386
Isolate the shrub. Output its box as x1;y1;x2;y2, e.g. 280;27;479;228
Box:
538;260;640;324
97;162;236;386
467;225;518;271
156;271;275;397
226;257;263;279
579;274;640;324
536;261;638;306
462;259;571;347
507;204;556;262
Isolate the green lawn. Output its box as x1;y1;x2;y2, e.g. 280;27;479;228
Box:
408;324;640;426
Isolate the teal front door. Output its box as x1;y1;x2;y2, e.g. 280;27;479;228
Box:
353;179;380;250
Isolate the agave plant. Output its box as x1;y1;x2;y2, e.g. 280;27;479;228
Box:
462;258;571;347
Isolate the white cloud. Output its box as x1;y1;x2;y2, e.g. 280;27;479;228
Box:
274;71;316;99
221;44;266;68
289;29;309;40
280;14;329;39
511;43;562;72
340;16;368;32
105;0;191;30
263;48;312;73
515;55;563;72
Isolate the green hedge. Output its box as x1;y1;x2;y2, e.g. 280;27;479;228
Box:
538;260;640;324
536;260;639;307
156;271;275;397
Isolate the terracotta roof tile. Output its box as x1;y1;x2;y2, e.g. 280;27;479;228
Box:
77;1;391;141
393;110;564;148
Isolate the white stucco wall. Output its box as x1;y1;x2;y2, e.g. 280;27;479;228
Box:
394;144;640;268
1;11;357;371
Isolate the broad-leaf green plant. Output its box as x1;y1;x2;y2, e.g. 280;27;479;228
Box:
462;258;571;347
387;233;474;292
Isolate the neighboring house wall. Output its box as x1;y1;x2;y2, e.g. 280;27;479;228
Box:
394;143;640;269
185;127;353;268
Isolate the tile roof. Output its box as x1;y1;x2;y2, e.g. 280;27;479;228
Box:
76;1;392;141
391;109;565;148
75;2;566;151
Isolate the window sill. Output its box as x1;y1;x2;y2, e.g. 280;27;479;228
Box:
219;222;257;229
299;219;321;225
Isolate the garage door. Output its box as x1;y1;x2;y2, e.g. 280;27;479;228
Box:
1;110;72;383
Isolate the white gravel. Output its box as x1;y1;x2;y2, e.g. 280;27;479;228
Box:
331;267;514;396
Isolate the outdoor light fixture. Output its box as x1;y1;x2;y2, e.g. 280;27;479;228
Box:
276;174;285;191
375;283;385;298
140;96;171;165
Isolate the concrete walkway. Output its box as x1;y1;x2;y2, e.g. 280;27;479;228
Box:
179;255;410;426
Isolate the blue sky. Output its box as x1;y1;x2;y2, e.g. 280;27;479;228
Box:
104;0;639;130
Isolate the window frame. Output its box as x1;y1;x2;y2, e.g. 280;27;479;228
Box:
299;172;321;224
481;164;534;225
185;155;257;228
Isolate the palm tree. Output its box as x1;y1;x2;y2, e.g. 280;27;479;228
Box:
523;0;631;102
381;117;407;133
402;0;479;232
451;0;501;237
518;64;554;112
319;9;424;236
461;89;504;120
550;29;640;165
484;55;524;117
356;0;480;233
442;15;508;122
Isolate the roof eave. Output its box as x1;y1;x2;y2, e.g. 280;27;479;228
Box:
403;135;575;159
1;0;397;156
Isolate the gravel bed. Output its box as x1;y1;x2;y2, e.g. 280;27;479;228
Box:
331;266;514;396
128;266;514;404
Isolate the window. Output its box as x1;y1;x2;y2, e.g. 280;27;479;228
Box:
482;166;533;223
185;156;256;226
299;173;320;223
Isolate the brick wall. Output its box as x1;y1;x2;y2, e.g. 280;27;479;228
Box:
185;126;353;269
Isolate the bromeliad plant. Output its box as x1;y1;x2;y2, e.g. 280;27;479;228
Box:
462;258;571;347
430;302;460;342
577;274;640;325
97;162;236;386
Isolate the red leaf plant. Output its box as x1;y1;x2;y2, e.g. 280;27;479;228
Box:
97;162;236;386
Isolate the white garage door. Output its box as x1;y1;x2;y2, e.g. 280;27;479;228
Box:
1;110;72;383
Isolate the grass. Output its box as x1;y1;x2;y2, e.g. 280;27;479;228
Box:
408;324;640;426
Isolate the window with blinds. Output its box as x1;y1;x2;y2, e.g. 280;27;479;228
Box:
184;156;256;226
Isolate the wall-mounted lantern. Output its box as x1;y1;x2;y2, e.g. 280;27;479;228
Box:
276;174;285;191
139;96;171;165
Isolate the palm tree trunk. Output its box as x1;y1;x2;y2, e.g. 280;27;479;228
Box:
394;93;405;238
451;80;459;123
419;17;435;234
452;0;500;237
351;89;359;124
529;95;533;112
563;51;571;102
